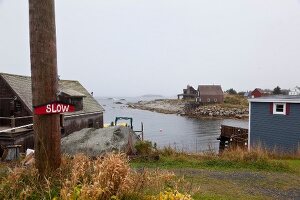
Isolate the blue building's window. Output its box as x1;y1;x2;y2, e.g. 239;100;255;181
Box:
273;103;286;115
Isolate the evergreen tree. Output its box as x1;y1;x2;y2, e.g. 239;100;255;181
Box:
273;86;282;95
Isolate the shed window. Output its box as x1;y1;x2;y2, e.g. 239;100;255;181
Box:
14;100;22;113
69;97;83;111
88;119;94;128
273;103;286;115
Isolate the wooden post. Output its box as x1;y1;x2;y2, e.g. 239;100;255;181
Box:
141;122;144;141
29;0;61;175
11;116;15;133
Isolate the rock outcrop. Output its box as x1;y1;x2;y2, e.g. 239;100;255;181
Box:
61;126;139;156
128;99;248;119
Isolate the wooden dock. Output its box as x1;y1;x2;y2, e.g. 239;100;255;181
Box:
0;124;34;159
218;125;248;153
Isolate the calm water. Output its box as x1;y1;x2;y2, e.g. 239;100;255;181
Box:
97;97;248;152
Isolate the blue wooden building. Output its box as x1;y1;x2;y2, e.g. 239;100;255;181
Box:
248;96;300;153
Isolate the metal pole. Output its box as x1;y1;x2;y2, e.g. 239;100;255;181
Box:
141;122;144;141
29;0;61;175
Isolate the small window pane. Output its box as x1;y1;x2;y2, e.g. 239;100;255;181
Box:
276;104;284;112
15;101;22;112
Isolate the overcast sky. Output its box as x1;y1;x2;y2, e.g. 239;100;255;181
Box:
1;0;300;97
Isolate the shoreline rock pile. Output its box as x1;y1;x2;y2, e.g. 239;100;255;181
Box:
186;105;249;119
128;99;249;119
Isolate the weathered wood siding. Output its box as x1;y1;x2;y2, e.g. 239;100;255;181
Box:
250;102;300;152
63;113;103;136
0;77;13;99
0;130;34;153
0;77;32;126
198;95;224;103
0;77;14;123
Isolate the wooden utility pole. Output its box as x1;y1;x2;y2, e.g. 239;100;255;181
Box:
29;0;61;175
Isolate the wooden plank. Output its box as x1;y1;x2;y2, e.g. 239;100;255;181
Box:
219;125;249;153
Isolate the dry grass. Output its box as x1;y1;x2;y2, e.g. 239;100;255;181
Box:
132;145;297;173
60;153;134;200
0;153;194;200
1;147;299;199
223;94;248;108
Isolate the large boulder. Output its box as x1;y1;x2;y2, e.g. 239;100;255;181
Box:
61;126;140;156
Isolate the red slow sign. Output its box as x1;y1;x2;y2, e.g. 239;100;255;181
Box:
34;102;75;115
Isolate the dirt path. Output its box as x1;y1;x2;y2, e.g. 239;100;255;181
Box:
173;169;300;200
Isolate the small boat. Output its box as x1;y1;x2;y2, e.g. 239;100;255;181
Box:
104;122;128;128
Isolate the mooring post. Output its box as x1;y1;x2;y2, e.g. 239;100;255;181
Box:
141;122;144;141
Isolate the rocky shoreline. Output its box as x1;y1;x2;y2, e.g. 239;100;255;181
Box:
127;99;249;119
186;105;249;119
127;99;185;115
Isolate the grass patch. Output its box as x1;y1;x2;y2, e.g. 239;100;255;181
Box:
278;159;300;174
131;155;292;173
130;147;296;173
1;147;299;199
186;174;274;200
223;95;248;107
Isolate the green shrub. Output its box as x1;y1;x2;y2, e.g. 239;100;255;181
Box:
135;141;153;156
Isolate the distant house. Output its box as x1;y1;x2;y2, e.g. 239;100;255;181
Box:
0;73;104;136
248;96;300;153
177;85;198;99
289;86;300;95
197;85;224;103
244;91;252;98
250;88;264;98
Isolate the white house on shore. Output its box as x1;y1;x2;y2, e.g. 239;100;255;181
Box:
289;86;300;95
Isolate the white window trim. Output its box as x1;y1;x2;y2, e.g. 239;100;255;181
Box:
273;103;286;115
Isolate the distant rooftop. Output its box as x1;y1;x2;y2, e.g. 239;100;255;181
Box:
198;85;223;95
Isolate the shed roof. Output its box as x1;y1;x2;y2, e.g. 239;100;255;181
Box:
198;85;223;96
60;88;86;97
187;85;196;91
0;73;104;115
248;95;300;103
252;88;264;93
291;86;300;90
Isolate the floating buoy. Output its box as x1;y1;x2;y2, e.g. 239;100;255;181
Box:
159;129;163;132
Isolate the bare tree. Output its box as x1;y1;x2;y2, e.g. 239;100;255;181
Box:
29;0;61;175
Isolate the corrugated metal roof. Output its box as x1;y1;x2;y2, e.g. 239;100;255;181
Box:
248;95;300;103
198;85;223;96
0;73;104;115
